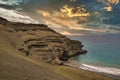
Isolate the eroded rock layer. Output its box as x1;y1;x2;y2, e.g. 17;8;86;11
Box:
0;17;87;64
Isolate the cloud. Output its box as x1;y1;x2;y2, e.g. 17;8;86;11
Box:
0;0;26;6
98;0;119;5
102;5;113;11
0;7;38;24
98;0;119;11
69;0;76;2
0;0;120;35
109;0;119;4
36;7;120;35
60;4;90;18
37;9;77;27
36;9;89;30
61;31;84;36
84;23;120;33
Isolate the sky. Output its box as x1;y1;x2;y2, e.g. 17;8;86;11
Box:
0;0;120;35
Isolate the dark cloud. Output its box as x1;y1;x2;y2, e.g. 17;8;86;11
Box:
0;4;15;9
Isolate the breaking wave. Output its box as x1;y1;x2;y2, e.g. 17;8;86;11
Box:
80;63;120;76
64;61;120;76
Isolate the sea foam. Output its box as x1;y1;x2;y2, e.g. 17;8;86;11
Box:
64;61;120;76
80;64;120;76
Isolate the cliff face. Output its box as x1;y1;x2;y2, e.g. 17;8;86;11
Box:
0;17;87;65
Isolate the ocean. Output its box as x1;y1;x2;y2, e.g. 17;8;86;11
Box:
68;34;120;76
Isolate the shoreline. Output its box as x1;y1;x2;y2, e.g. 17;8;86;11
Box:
63;60;120;80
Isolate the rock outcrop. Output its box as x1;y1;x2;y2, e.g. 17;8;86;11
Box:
0;17;87;65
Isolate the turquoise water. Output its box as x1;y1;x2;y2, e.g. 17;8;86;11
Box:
68;34;120;74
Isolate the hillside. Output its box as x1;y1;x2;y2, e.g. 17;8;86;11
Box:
0;17;87;65
0;17;116;80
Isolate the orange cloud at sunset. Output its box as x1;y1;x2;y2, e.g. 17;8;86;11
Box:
35;0;120;35
0;0;120;36
108;0;119;4
61;31;85;36
36;9;90;29
60;5;90;18
102;5;113;11
98;0;119;5
98;0;119;11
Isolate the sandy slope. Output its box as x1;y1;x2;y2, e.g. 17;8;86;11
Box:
0;22;117;80
0;28;67;80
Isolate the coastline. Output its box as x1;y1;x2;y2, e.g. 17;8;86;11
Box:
0;17;119;80
62;60;120;80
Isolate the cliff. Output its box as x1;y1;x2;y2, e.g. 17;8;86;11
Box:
0;17;116;80
0;17;87;65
